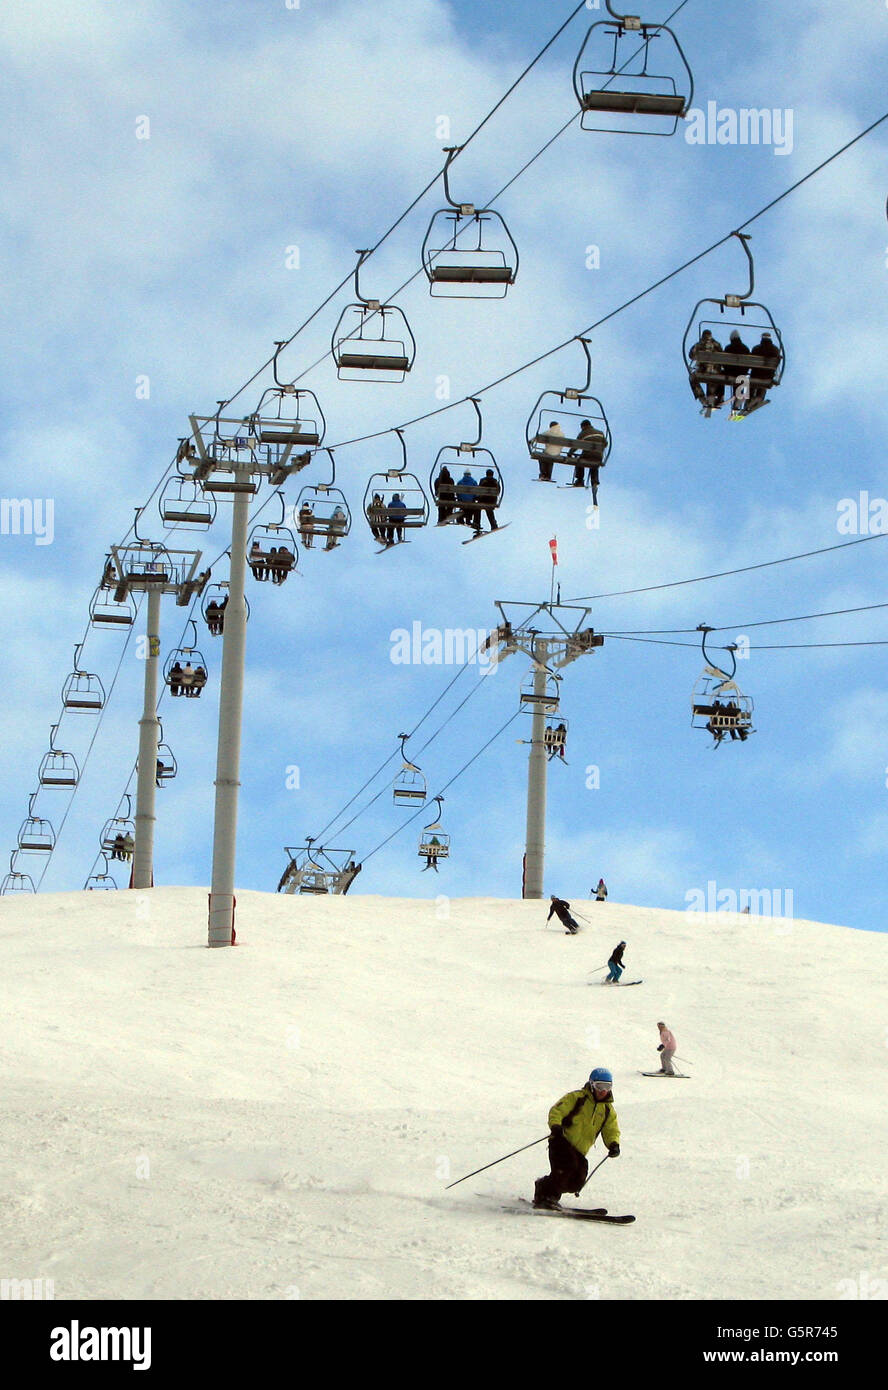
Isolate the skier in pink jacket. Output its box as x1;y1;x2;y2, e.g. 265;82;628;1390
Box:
657;1022;677;1075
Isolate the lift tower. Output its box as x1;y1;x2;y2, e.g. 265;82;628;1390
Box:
483;600;604;899
103;528;207;890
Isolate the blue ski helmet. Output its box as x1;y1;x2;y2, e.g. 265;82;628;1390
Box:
589;1067;613;1087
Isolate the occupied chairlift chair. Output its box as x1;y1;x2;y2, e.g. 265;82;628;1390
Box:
393;734;427;806
18;793;56;853
38;725;80;789
543;719;569;758
61;646;105;712
418;796;450;870
154;721;177;786
246;491;299;584
683;231;785;420
526;338;612;483
332;251;416;382
364;431;430;550
100;797;136;859
572;1;694;136
164;620;208;698
691;626;755;745
430;397;504;538
295;449;352;552
421;147;518;298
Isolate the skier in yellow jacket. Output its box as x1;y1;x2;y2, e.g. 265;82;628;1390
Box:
533;1067;621;1209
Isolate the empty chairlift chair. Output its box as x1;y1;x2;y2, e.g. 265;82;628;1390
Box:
683;232;785;420
691;626;755;747
421;147;518;299
61;647;105;712
17;794;56;853
38;726;79;789
572;2;694;135
89;570;136;629
393;735;427;807
1;855;36;894
84;855;118;890
332;251;416;383
295;449;351;553
430;398;504;539
251;350;326;484
520;669;562;714
159;476;217;530
365;431;429;551
526;339;612;491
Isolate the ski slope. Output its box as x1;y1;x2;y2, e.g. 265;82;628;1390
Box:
1;888;885;1301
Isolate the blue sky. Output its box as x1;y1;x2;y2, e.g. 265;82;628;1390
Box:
1;0;887;931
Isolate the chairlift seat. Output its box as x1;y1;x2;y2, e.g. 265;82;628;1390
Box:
201;478;258;495
257;423;320;446
337;350;410;372
581;89;685;116
428;264;513;284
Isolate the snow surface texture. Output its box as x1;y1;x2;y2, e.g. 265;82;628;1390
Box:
1;889;885;1301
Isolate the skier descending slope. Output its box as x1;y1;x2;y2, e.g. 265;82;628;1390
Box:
605;940;626;983
656;1021;677;1075
547;895;581;935
533;1068;621;1209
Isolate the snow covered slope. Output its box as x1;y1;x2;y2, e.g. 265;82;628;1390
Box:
1;889;885;1301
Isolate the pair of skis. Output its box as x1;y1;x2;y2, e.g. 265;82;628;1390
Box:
639;1070;690;1079
504;1198;635;1224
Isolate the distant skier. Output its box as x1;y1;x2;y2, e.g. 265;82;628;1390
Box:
533;1067;621;1209
605;941;626;983
547;895;581;935
594;878;608;902
656;1021;677;1076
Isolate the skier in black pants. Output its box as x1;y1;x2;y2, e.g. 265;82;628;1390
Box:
547;895;581;934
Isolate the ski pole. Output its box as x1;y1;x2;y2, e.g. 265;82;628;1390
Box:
445;1135;550;1190
577;1152;611;1194
587;964;608;974
674;1056;693;1067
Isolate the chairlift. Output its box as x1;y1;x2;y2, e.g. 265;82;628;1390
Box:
38;725;80;788
155;721;177;785
572;1;694;136
100;797;136;859
430;398;504;538
89;580;136;629
691;626;755;745
295;450;351;552
1;854;36;894
543;719;569;758
246;491;299;584
84;855;118;890
61;647;105;711
365;432;429;550
160;476;217;529
418;796;450;870
519;668;561;712
18;794;56;853
253;348;326;450
164;620;208;698
683;232;785;420
421;148;518;298
279;840;357;895
332;251;416;382
393;734;427;806
526;339;612;484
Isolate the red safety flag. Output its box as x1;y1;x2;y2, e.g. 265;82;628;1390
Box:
549;537;558;566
